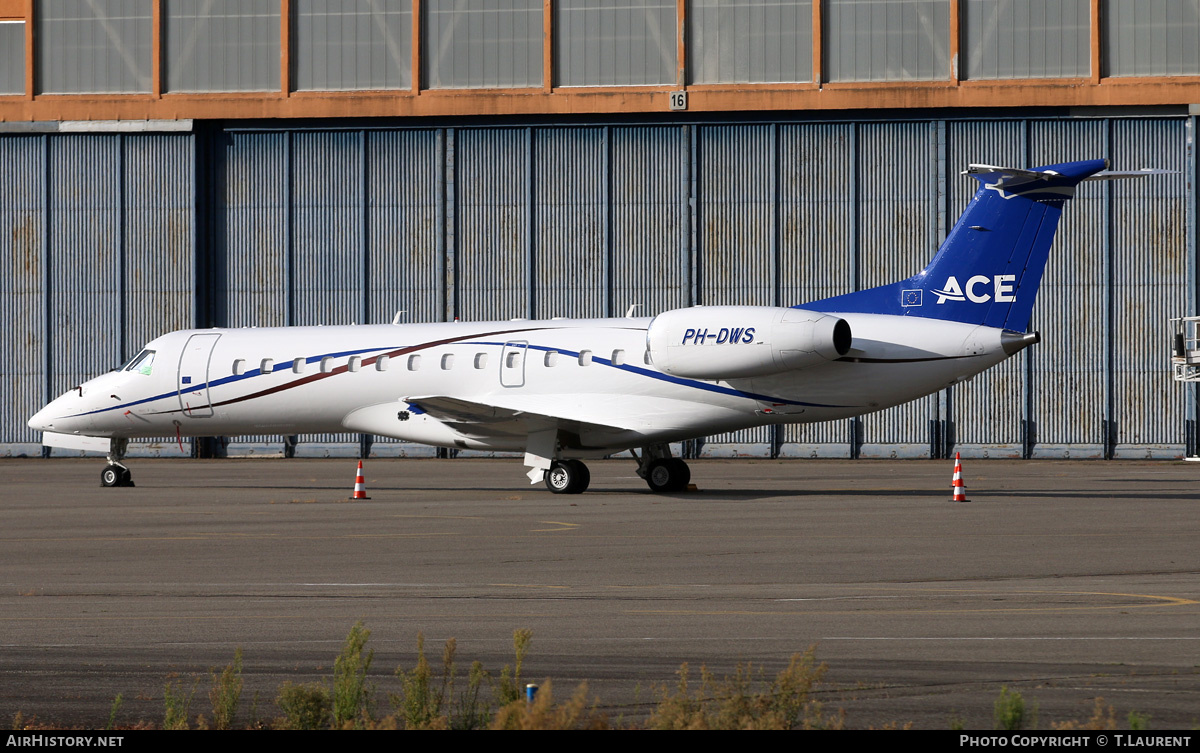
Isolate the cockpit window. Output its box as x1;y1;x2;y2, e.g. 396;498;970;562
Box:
123;349;156;376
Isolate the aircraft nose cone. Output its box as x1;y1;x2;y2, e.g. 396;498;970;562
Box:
28;405;52;433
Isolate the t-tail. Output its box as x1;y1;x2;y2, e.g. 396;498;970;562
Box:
807;159;1164;333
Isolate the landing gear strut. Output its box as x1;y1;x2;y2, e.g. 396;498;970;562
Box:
543;459;590;494
101;438;134;488
633;445;690;493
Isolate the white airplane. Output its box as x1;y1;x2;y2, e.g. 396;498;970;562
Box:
28;159;1164;493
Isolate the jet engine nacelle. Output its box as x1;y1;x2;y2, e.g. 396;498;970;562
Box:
646;306;852;379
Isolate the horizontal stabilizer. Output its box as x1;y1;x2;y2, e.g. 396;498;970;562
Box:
1082;168;1176;181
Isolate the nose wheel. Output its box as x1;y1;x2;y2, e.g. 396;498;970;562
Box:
101;438;134;487
101;464;134;487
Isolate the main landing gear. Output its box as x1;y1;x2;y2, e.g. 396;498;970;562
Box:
543;459;591;494
101;438;135;487
542;445;692;495
633;444;691;493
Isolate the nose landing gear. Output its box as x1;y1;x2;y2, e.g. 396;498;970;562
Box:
101;438;135;487
101;464;134;487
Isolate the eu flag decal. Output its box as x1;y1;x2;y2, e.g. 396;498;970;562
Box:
182;376;192;384
901;289;923;307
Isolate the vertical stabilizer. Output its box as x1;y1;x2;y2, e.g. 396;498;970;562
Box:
806;159;1110;332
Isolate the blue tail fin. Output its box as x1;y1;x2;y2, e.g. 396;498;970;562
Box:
805;159;1109;332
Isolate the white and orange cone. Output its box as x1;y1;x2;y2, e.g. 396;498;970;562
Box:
950;452;968;503
350;460;371;500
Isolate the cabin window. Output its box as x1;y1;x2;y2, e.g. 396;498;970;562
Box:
578;350;592;366
348;356;362;373
232;358;246;376
320;356;333;373
376;355;389;371
611;349;626;366
124;349;156;376
506;351;522;369
441;353;455;370
292;357;305;374
544;350;559;367
261;358;274;374
474;353;488;369
408;355;421;371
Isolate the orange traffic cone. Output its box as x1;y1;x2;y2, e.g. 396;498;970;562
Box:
350;460;371;500
950;452;968;503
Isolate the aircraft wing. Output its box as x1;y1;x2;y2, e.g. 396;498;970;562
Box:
405;394;635;443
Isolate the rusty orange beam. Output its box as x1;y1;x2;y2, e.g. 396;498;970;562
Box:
151;0;161;97
812;0;822;85
22;0;31;99
0;0;23;18
3;78;1200;122
949;0;960;83
280;0;290;95
411;0;421;93
543;0;552;92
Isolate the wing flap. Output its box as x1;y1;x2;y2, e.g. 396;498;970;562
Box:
404;394;634;443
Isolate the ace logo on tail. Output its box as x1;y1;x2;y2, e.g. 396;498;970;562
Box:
932;275;1017;304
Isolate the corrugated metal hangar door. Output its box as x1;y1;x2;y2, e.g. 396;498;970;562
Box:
1;116;1194;459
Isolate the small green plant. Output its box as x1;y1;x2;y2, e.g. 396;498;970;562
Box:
106;694;123;731
949;711;967;730
393;632;444;729
163;677;197;730
645;646;838;730
994;686;1036;730
276;681;331;730
490;681;610;730
209;647;243;730
454;659;491;730
494;629;533;707
332;622;375;728
1128;710;1150;730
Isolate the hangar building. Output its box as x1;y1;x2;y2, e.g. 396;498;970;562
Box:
1;0;1197;460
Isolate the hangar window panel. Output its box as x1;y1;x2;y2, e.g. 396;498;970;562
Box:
963;0;1089;79
0;21;25;94
294;0;412;91
1104;0;1200;76
688;0;813;84
424;0;542;89
37;0;152;93
556;0;677;86
824;0;950;82
165;0;281;92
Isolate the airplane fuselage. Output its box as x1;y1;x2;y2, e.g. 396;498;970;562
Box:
30;312;1012;453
